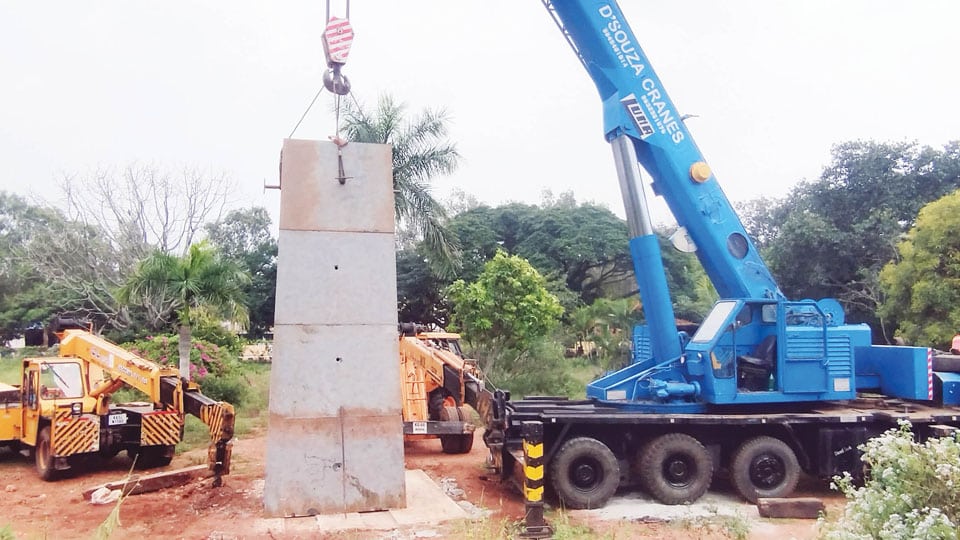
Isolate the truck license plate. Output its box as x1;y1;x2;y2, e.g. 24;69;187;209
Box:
412;421;428;434
108;413;128;426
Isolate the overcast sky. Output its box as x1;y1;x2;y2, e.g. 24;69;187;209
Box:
2;1;958;229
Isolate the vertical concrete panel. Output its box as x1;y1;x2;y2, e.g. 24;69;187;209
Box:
278;139;394;233
274;230;397;326
264;139;405;517
268;324;401;417
263;416;344;517
341;414;407;512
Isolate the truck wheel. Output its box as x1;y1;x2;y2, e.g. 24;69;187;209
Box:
639;433;713;504
132;445;175;469
35;426;56;481
439;406;473;454
549;437;620;509
730;436;800;503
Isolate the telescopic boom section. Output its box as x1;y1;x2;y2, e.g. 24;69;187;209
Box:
544;0;783;303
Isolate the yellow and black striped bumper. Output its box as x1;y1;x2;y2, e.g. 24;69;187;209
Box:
141;410;183;446
53;409;99;456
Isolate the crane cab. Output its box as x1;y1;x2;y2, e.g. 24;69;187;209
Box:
684;299;865;405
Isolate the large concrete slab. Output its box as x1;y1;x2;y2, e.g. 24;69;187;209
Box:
268;324;400;417
279;139;394;233
265;139;404;517
255;470;469;536
273;230;397;326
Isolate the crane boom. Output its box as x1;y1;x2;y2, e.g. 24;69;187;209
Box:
545;1;783;303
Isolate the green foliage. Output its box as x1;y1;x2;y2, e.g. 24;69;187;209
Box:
486;338;580;398
124;335;237;378
449;202;632;304
189;313;243;353
194;373;249;405
568;297;640;370
742;140;960;334
879;190;960;348
0;192;79;339
118;241;251;331
204;207;277;338
397;247;450;326
0;524;13;540
820;422;960;539
447;251;563;375
342;93;462;277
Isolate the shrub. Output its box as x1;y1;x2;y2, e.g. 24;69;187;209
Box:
123;334;238;378
484;338;580;398
819;421;960;539
195;373;249;405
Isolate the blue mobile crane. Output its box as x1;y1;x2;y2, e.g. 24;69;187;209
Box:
482;0;960;508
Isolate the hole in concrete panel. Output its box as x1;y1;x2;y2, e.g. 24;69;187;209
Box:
335;357;343;363
334;264;339;270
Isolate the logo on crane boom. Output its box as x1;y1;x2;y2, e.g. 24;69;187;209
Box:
621;94;654;139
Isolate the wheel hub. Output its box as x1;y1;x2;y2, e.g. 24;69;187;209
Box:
664;454;694;487
750;454;785;488
571;460;600;488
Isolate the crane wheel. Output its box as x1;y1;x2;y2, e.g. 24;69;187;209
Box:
35;426;56;481
439;406;474;454
549;436;620;509
638;433;713;505
131;445;175;469
730;435;800;503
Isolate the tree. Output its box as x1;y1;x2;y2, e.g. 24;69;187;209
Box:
341;94;462;276
60;163;233;257
396;248;449;327
8;164;235;331
449;202;634;303
0;193;74;339
205;207;277;338
741;140;960;336
118;242;250;379
879;190;960;349
446;251;563;375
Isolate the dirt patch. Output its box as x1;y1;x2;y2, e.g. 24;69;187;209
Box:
1;431;842;539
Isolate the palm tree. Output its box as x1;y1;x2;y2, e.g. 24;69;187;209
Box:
341;94;462;277
118;242;250;380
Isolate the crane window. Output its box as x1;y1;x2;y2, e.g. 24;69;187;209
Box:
727;233;749;259
39;363;83;399
691;301;738;343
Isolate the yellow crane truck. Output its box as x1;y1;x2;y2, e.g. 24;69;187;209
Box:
0;322;234;485
399;323;485;454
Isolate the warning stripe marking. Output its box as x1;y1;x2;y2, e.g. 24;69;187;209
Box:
141;410;182;446
928;348;934;400
53;409;99;455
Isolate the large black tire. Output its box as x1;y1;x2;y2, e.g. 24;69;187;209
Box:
549;437;620;509
933;354;960;373
439;406;474;454
730;436;800;503
131;445;175;469
35;426;56;481
638;433;713;504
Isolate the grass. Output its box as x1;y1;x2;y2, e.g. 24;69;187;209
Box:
176;361;271;453
0;356;21;385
